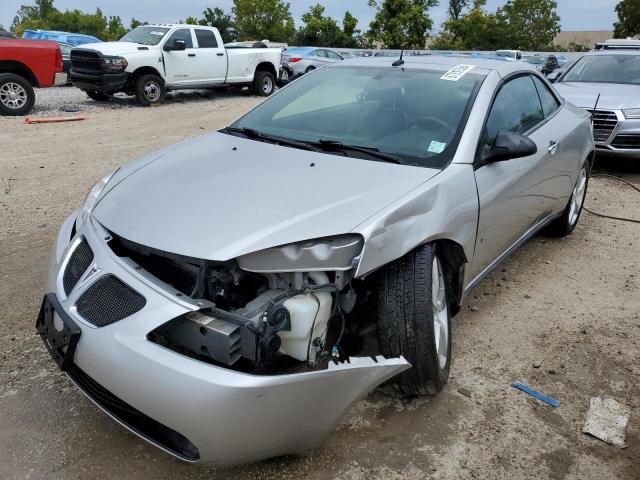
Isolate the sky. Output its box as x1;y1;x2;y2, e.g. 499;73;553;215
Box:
1;0;620;34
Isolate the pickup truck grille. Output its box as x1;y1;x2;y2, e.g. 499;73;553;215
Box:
586;109;619;143
70;50;102;73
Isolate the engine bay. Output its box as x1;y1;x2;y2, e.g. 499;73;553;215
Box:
108;235;378;374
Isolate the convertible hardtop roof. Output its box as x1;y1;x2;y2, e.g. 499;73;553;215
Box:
339;53;537;78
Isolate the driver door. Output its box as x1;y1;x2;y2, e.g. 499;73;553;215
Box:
470;74;557;279
161;28;199;86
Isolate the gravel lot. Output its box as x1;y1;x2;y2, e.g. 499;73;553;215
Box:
1;87;639;479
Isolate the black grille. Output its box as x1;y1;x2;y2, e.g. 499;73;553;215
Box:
76;275;146;327
587;109;619;143
67;363;200;461
70;49;102;73
611;134;640;149
63;238;93;296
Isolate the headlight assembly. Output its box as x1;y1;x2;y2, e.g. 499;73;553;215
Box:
100;56;128;72
76;171;116;229
623;108;640;119
237;234;364;273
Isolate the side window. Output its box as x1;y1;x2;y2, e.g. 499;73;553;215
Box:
486;75;544;143
326;50;342;60
165;29;193;49
195;29;218;48
315;49;327;58
532;76;560;118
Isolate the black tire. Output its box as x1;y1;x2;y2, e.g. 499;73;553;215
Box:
252;70;275;97
134;74;165;106
0;73;35;116
305;66;316;74
85;90;110;101
376;244;452;396
546;162;589;236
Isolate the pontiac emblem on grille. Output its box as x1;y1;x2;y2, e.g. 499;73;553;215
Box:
80;264;101;285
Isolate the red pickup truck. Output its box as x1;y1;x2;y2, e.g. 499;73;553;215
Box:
0;38;67;115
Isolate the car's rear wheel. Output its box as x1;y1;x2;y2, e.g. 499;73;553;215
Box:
305;66;316;74
85;90;110;101
135;74;165;106
252;70;275;97
0;73;35;116
376;243;451;395
547;164;589;236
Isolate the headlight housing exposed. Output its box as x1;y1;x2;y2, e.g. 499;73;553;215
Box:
623;108;640;119
76;171;115;229
237;235;364;273
100;56;128;72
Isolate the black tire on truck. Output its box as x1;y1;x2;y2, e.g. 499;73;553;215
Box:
134;74;166;106
252;70;275;97
376;243;452;395
85;90;110;101
0;73;36;116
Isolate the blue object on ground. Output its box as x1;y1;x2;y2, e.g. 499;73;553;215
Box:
511;381;560;408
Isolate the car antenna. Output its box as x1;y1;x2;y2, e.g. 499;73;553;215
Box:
392;49;404;67
591;93;601;129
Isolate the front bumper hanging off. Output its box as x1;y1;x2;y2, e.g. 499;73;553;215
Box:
37;212;409;465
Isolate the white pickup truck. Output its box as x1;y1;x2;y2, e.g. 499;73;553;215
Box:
69;24;282;105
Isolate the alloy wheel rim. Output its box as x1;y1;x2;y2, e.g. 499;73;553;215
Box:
568;167;587;226
143;81;161;102
281;70;289;81
0;82;27;109
262;76;273;94
431;256;449;370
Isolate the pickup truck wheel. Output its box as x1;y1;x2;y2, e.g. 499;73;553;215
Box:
85;90;110;101
135;74;165;106
376;243;451;396
253;71;275;97
0;73;35;116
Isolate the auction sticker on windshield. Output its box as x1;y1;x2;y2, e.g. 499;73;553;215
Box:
440;64;475;81
428;140;447;153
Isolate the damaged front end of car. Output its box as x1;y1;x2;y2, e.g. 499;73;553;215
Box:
38;212;410;465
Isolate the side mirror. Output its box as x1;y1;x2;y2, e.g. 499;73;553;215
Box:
164;39;186;52
479;130;537;167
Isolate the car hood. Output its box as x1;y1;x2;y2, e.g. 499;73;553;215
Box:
75;41;149;56
555;82;640;109
93;132;440;260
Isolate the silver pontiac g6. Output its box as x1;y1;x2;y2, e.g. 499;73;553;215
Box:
37;55;594;465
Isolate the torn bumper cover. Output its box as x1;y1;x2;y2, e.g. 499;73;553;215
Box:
38;212;409;465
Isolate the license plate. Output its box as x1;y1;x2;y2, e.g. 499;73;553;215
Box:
36;293;81;371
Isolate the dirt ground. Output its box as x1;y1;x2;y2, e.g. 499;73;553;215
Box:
1;90;639;480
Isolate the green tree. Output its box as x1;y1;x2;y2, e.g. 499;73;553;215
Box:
341;11;361;47
130;18;145;30
366;0;438;49
614;0;640;38
496;0;561;50
201;7;236;43
232;0;295;42
0;23;5;31
105;15;126;41
432;0;501;50
448;0;468;21
296;4;343;46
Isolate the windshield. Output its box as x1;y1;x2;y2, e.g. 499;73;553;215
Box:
120;26;170;45
230;66;482;168
562;54;640;84
525;57;545;65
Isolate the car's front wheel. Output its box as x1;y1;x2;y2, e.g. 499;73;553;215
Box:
135;74;166;106
376;243;451;395
547;163;589;236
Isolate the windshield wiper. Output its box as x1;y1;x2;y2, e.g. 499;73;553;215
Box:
220;127;323;152
312;139;403;164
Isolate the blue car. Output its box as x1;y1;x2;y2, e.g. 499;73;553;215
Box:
22;29;101;46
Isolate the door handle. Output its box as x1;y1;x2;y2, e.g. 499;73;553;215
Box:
216;53;224;57
188;53;196;57
548;140;559;155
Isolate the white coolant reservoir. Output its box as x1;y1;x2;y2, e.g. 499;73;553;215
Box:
279;291;332;362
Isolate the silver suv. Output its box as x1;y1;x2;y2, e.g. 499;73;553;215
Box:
553;49;640;157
